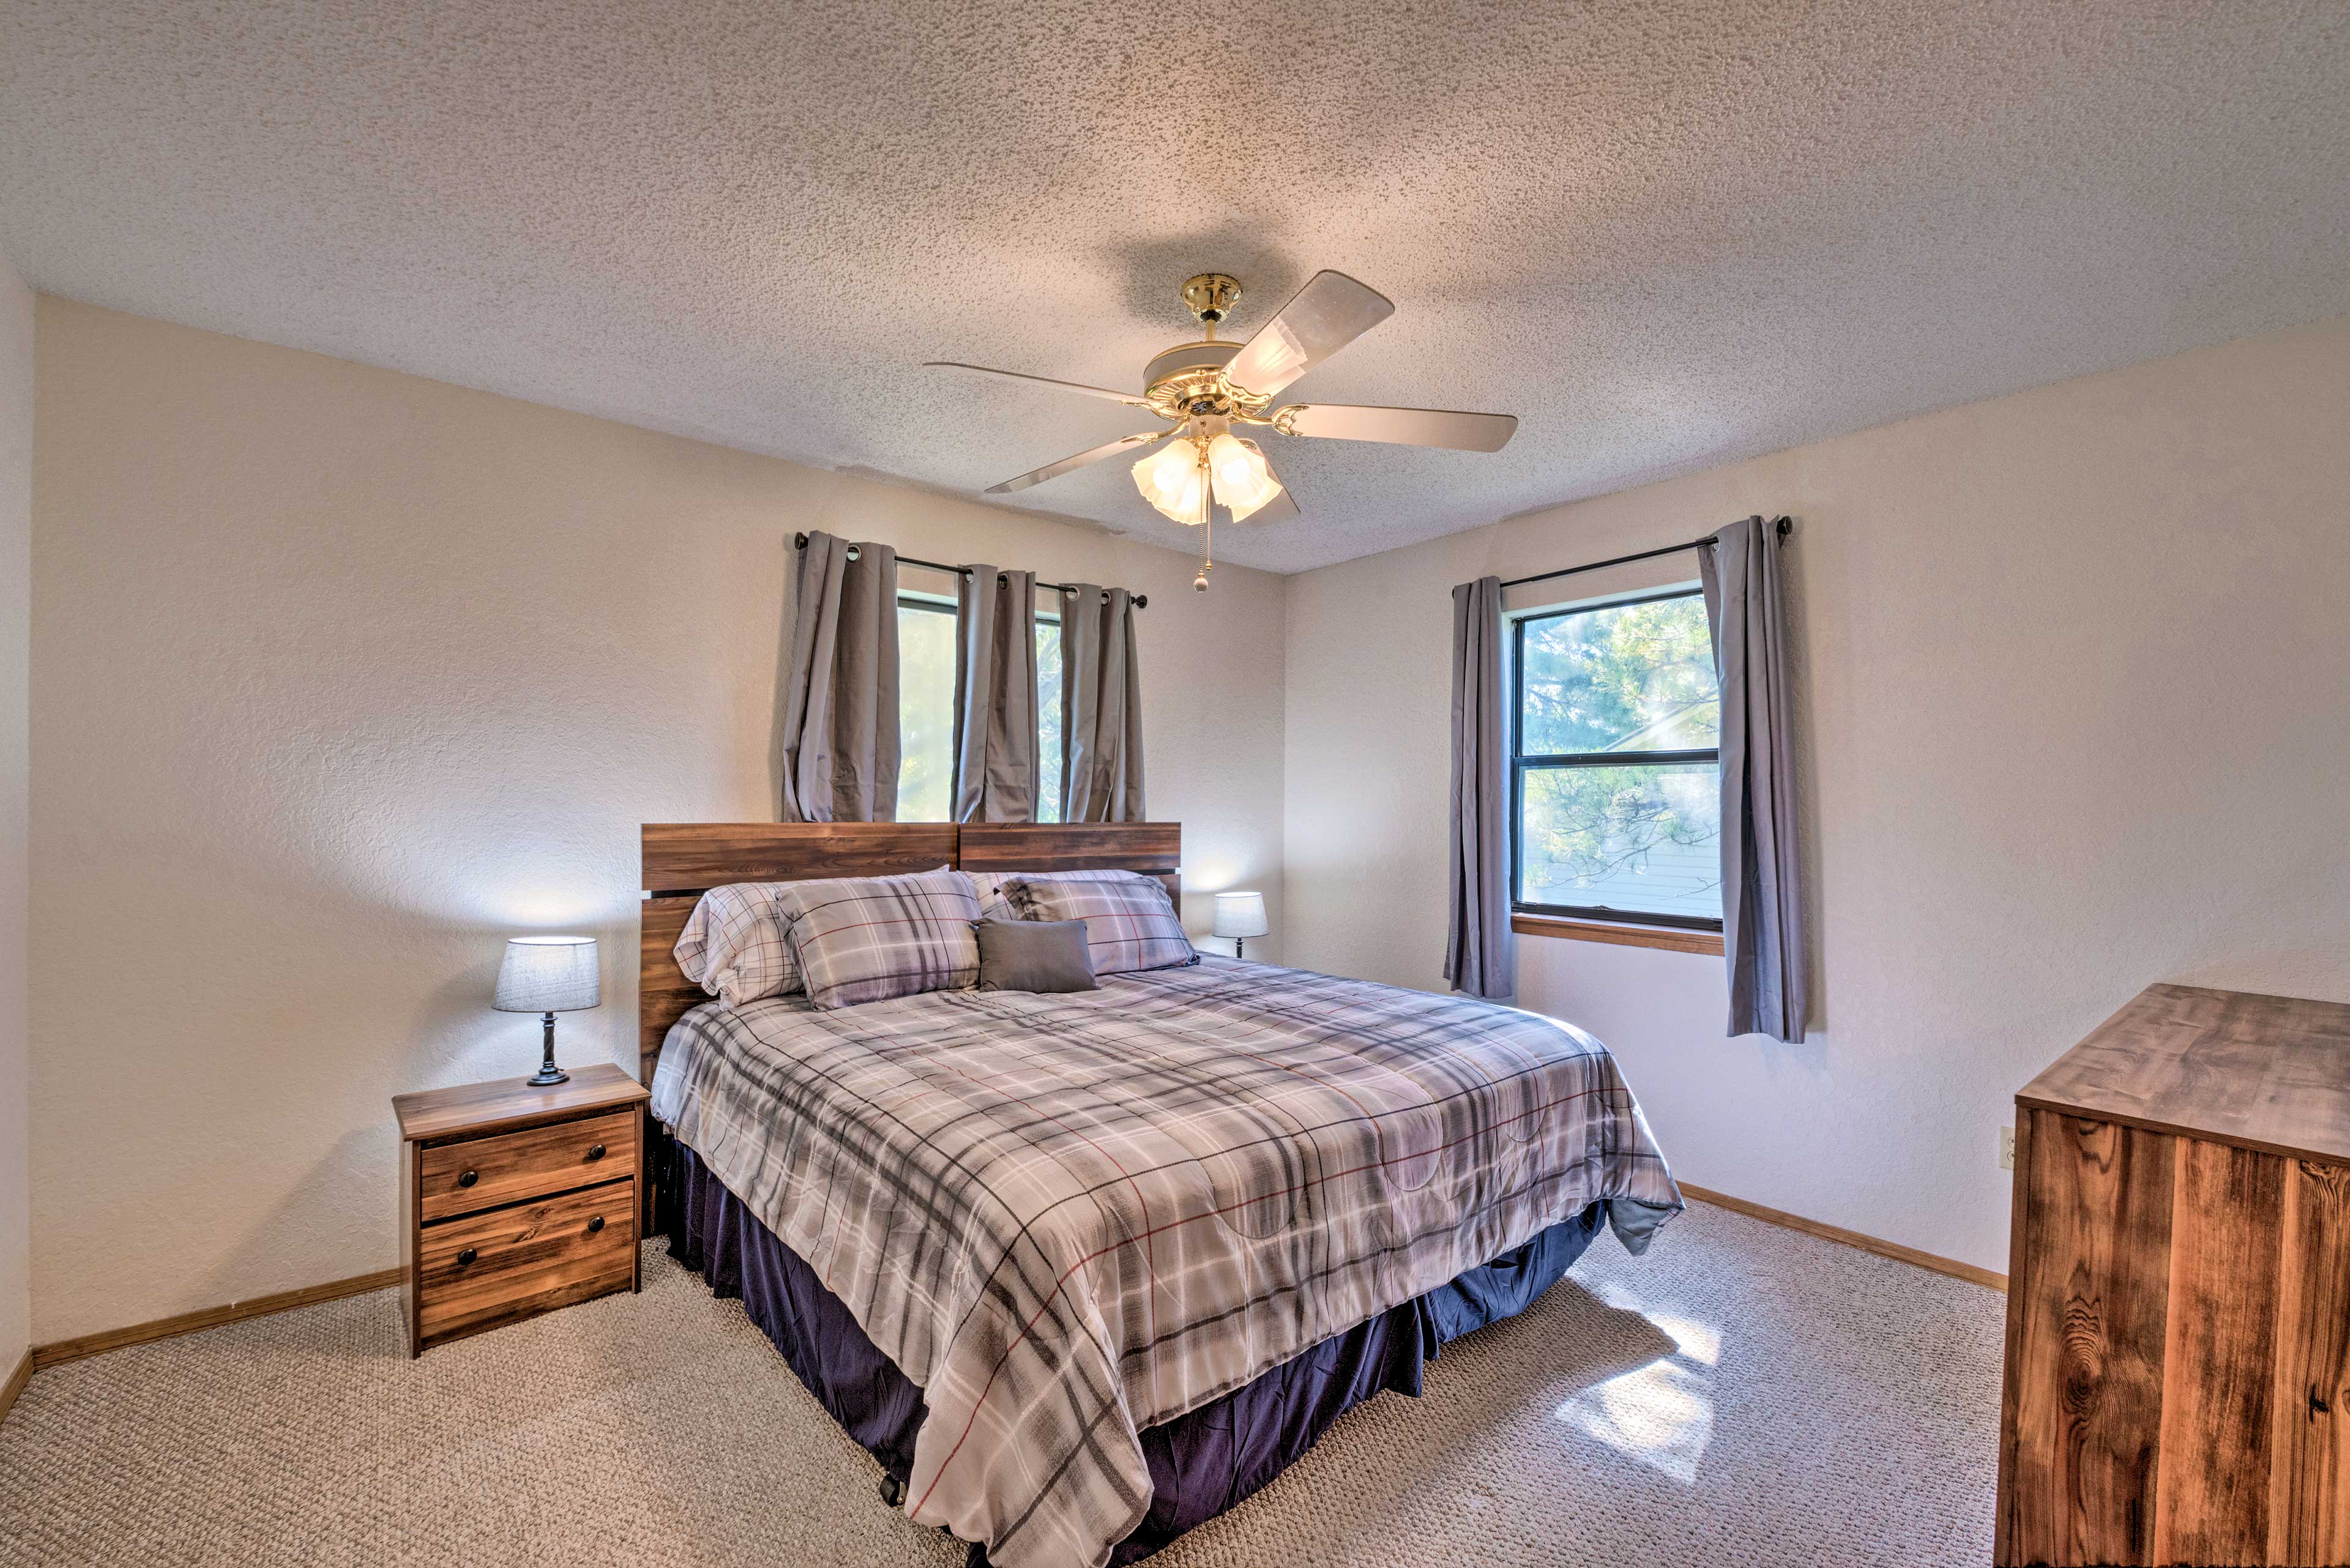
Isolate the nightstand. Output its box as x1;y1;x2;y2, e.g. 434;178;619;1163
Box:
392;1062;651;1357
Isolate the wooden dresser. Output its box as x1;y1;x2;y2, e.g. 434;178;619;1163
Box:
1997;984;2350;1566
393;1063;651;1357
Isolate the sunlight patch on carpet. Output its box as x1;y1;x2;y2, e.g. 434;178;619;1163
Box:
1553;1288;1720;1484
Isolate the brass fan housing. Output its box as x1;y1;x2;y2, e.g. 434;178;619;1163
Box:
1140;275;1280;419
1141;340;1248;420
1179;273;1241;326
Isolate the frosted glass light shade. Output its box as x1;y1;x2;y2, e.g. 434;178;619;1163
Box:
1212;892;1269;939
494;935;601;1013
1176;458;1207;525
1133;439;1206;525
1206;435;1282;521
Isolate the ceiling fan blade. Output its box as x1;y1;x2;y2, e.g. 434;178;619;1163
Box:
1274;403;1518;453
1222;271;1395;401
985;430;1172;494
925;362;1149;408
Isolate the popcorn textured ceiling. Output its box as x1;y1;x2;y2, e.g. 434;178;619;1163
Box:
2;1;2346;573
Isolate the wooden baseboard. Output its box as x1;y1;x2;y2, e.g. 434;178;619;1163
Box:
29;1266;405;1371
0;1346;29;1427
9;1196;1993;1376
1679;1182;2007;1292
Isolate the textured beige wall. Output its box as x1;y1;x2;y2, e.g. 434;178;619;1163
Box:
1284;315;2350;1275
28;299;1284;1342
0;257;30;1372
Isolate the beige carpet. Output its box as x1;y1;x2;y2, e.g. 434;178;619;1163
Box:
0;1200;2001;1566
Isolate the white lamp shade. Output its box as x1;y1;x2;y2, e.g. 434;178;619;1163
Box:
1206;434;1283;521
494;935;601;1013
1133;438;1208;526
1212;892;1270;939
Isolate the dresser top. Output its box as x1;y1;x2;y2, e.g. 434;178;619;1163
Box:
2018;983;2350;1163
393;1061;649;1143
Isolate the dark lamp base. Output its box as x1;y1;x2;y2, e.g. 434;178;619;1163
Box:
529;1011;570;1086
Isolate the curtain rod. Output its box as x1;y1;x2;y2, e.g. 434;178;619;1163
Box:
794;532;1148;610
1498;515;1792;594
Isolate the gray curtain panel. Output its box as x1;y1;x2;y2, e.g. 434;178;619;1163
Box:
778;529;901;823
1442;575;1512;999
1699;515;1808;1042
952;564;1040;823
1059;584;1146;823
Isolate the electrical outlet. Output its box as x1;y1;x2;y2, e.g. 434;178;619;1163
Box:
1999;1126;2015;1170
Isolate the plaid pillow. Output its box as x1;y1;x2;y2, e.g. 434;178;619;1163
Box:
772;865;983;1010
674;883;802;1007
968;869;1076;922
1001;870;1197;977
966;871;1020;922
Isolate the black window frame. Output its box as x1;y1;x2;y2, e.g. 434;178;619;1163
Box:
896;590;957;618
1509;586;1725;933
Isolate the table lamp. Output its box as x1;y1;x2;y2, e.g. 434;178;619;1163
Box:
494;935;600;1086
1212;892;1269;960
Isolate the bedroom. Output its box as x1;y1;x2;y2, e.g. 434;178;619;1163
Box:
1;4;2347;1566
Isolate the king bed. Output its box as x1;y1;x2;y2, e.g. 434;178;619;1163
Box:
638;821;1683;1568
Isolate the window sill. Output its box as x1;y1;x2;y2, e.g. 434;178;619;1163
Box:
1510;913;1725;956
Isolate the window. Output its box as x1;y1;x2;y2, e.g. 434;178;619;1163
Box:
1512;588;1723;929
893;589;1067;824
1035;610;1063;823
895;592;958;822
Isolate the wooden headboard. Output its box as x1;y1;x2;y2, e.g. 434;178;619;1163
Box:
637;821;1182;1083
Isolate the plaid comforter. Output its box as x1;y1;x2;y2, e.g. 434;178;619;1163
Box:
650;957;1682;1568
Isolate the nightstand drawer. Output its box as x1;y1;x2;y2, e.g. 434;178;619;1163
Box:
417;1107;637;1222
416;1181;636;1345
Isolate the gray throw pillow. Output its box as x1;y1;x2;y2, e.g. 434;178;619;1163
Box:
973;919;1100;994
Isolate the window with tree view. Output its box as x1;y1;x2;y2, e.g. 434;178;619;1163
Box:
895;594;957;823
1034;610;1062;823
895;591;1065;824
1513;589;1723;928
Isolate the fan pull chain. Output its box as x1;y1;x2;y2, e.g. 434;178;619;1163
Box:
1195;442;1213;591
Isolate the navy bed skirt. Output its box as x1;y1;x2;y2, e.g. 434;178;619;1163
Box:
664;1141;1602;1566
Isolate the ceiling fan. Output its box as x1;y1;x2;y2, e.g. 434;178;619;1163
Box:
927;271;1518;589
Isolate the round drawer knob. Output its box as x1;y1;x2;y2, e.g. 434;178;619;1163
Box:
586;1143;606;1162
455;1247;477;1266
457;1170;478;1189
588;1215;605;1234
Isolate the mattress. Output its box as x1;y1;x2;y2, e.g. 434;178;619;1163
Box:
651;955;1682;1568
